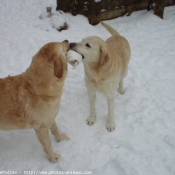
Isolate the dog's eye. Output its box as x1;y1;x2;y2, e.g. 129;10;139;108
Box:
86;43;91;48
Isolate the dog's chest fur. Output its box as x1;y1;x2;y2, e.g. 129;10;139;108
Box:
84;64;118;94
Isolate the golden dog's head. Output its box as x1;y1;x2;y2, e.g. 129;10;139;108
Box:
31;41;69;79
70;36;109;66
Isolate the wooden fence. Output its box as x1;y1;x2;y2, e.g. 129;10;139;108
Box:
56;0;175;25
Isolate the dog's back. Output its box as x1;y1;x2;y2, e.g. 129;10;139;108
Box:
0;75;28;130
101;21;131;76
0;72;64;130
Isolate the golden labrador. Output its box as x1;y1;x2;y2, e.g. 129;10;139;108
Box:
0;41;69;162
70;22;131;132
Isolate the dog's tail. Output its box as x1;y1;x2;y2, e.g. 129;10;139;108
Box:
101;21;120;36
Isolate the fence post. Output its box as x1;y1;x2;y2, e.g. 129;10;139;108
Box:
154;0;166;19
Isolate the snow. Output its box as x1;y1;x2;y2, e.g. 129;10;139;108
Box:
0;0;175;175
40;10;68;31
67;50;82;68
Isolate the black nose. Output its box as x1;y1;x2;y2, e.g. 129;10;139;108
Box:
70;43;76;48
63;40;69;43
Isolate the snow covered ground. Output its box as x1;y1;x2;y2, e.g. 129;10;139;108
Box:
0;1;175;175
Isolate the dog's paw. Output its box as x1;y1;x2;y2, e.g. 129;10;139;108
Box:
57;134;69;142
86;116;96;126
118;87;125;95
107;121;116;132
48;152;61;163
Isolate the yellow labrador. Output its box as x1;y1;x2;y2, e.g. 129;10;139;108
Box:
70;22;131;131
0;41;69;162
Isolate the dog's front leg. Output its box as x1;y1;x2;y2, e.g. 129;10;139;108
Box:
86;89;96;125
35;126;61;163
50;121;69;142
106;97;116;132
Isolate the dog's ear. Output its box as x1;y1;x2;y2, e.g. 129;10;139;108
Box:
99;44;109;66
54;57;64;78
